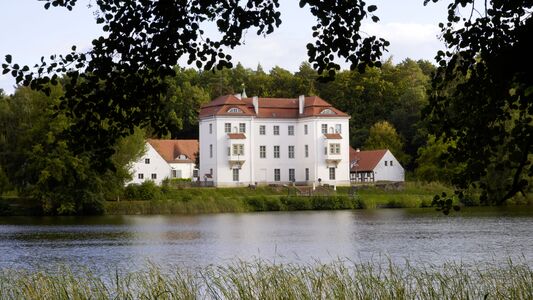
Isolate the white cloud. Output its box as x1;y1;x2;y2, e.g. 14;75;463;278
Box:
361;22;444;63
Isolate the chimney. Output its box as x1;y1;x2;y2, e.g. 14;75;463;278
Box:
356;148;360;152
298;95;305;115
252;96;259;114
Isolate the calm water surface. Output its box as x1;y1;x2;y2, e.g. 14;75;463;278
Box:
1;207;532;273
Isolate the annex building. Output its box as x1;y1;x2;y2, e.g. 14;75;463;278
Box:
199;94;351;187
128;139;198;185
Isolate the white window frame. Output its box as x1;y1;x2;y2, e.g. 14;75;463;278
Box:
288;125;294;136
209;123;213;134
329;168;335;180
289;169;295;182
273;125;279;135
321;124;328;134
304;124;308;135
335;124;342;134
232;168;239;181
239;123;246;133
259;145;266;158
259;125;266;135
305;145;309;158
151;173;157;180
274;169;280;181
232;144;244;156
329;143;341;155
305;168;309;181
274;145;280;158
138;173;144;179
288;145;295;159
145;158;150;164
224;123;231;133
209;144;213;158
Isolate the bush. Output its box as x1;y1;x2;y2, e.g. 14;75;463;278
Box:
124;181;162;200
281;196;312;210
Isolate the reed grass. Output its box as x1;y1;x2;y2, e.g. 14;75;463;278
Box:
0;259;531;299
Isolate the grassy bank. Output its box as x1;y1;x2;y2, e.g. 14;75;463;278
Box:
105;182;459;215
0;259;531;299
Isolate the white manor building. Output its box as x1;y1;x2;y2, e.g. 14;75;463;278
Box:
199;94;351;187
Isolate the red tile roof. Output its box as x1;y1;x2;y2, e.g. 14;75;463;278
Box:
227;133;246;139
199;95;349;119
349;148;388;172
147;139;199;163
324;133;342;139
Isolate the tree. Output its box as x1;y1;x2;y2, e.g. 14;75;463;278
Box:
364;121;409;164
0;86;145;214
415;135;463;183
424;0;532;208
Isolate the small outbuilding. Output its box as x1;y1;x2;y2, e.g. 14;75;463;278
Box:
128;139;199;185
349;148;405;182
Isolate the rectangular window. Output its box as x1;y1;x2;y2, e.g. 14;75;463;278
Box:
273;125;279;135
193;169;199;177
329;143;341;155
274;169;280;181
329;168;335;180
209;144;213;158
259;125;266;135
288;145;295;158
335;124;342;134
210;168;213;175
172;170;182;178
239;123;246;133
274;145;280;158
233;169;239;181
324;147;327;155
209;123;213;134
151;173;157;180
305;168;309;181
145;158;150;164
259;145;266;158
321;124;328;134
289;169;295;182
227;147;230;156
305;145;309;158
385;161;388;166
138;173;144;179
390;160;393;166
232;144;244;156
304;124;308;135
225;123;231;133
288;125;294;136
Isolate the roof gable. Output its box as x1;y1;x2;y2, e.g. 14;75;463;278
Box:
147;139;199;163
349;148;388;172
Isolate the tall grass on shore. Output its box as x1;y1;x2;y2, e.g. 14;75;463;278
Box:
0;259;531;299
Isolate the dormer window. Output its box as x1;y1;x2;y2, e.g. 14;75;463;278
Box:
227;107;243;113
320;108;335;115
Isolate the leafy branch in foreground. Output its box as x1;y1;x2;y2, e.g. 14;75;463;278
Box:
424;0;532;207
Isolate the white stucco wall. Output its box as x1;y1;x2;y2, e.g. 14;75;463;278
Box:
372;150;405;182
199;115;350;187
127;143;172;185
168;162;197;179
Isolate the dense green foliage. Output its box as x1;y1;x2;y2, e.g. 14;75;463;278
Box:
0;260;531;299
0;86;145;214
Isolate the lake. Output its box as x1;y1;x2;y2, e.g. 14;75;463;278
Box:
1;207;532;274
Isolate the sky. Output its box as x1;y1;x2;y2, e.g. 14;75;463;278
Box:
0;0;451;94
